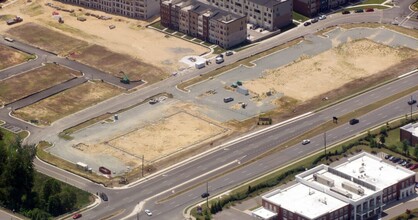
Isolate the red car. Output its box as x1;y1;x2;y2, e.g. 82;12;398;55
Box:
73;213;82;219
409;164;418;170
365;8;374;12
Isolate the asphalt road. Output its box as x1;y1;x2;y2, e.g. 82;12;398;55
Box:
1;1;418;219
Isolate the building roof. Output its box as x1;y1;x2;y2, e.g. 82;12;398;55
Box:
252;207;277;219
335;152;414;190
247;0;289;8
264;183;347;219
189;1;244;22
401;123;418;137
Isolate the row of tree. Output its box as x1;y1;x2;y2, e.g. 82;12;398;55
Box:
0;131;78;220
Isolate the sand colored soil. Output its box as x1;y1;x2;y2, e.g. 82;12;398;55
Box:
13;81;122;125
78;111;227;167
0;44;29;70
1;0;208;73
0;64;81;104
245;39;418;102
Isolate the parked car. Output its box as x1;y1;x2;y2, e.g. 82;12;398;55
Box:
392;157;401;163
73;213;82;219
401;161;408;166
384;154;392;159
398;159;405;164
408;99;416;105
388;155;395;161
319;15;327;20
355;9;364;13
201;192;210;198
100;192;108;201
225;51;234;56
144;209;152;216
349;118;359;125
215;56;224;64
415;182;418;188
409;164;418;170
302;139;311;145
406;163;413;168
342;10;350;14
311;18;319;23
304;21;311;26
223;97;234;103
365;8;374;12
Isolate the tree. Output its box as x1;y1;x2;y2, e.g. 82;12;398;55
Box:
414;147;418;160
60;189;77;212
380;127;388;137
47;194;62;216
402;140;410;156
26;208;51;220
369;138;377;148
379;135;386;146
43;179;61;204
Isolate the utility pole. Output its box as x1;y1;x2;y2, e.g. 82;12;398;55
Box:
206;182;209;209
324;132;327;161
142;155;144;177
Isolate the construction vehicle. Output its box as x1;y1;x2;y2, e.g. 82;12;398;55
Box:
120;71;130;84
6;16;23;25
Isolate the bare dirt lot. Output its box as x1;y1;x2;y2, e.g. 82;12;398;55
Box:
13;81;122;125
76;111;227;168
245;39;418;102
2;0;208;73
0;64;81;104
0;44;30;70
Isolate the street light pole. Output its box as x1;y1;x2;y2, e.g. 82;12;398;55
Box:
206;182;209;209
324;132;327;161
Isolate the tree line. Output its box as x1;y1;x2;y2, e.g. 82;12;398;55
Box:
0;130;79;220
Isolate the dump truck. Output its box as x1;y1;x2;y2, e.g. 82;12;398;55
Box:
6;16;23;25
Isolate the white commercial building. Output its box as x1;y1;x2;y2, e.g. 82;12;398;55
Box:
255;152;415;220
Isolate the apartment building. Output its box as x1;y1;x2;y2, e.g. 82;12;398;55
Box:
253;152;415;220
293;0;348;17
207;0;292;31
58;0;160;19
161;0;247;49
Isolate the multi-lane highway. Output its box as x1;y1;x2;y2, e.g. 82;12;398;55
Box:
1;1;418;219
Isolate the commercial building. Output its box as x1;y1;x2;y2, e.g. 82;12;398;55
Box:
400;123;418;147
253;152;415;220
293;0;349;17
207;0;293;31
58;0;160;19
161;0;247;49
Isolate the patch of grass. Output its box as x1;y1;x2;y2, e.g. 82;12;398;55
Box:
412;0;418;11
347;5;390;10
0;44;31;70
148;21;165;30
20;3;44;17
0;64;81;104
13;81;122;126
74;44;166;82
177;37;304;91
0;14;16;21
165;28;175;34
174;32;184;37
0;128;27;145
184;35;194;40
36;141;112;186
213;46;226;54
7;22;88;55
202;42;212;47
292;11;310;22
361;0;386;4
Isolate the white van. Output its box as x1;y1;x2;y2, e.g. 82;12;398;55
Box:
215;56;224;64
4;37;14;42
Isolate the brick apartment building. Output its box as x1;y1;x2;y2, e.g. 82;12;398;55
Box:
253;152;416;220
206;0;293;31
293;0;349;17
161;0;247;49
58;0;160;19
400;123;418;147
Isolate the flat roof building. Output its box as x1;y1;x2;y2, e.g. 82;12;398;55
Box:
400;123;418;147
161;0;247;49
58;0;160;19
255;152;415;220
